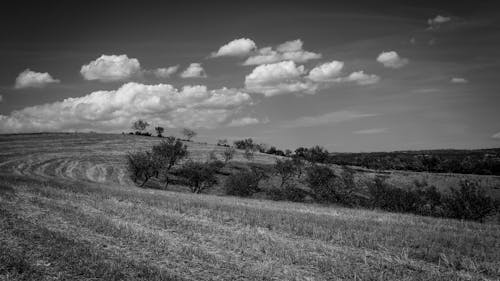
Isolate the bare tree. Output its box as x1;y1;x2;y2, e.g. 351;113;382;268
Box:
182;128;197;141
222;146;235;163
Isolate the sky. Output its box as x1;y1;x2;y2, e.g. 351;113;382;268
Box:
1;0;500;152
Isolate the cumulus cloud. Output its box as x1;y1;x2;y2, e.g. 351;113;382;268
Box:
243;39;321;65
427;15;451;29
80;54;141;82
353;128;387;134
282;110;376;128
451;77;468;84
227;117;260;127
180;63;207;78
377;51;409;68
307;61;344;82
14;69;60;89
0;82;252;133
211;38;257;57
492;132;500;139
344;71;380;85
154;65;179;78
245;60;379;96
244;61;314;96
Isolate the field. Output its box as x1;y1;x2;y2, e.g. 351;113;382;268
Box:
1;133;499;280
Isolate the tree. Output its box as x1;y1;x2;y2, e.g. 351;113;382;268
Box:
152;137;189;188
126;151;158;187
222;146;235;163
132;120;149;134
154;126;165;137
182;128;197;141
274;159;297;188
244;147;255;162
175;161;220;193
234;138;254;150
443;180;497;222
225;166;268;197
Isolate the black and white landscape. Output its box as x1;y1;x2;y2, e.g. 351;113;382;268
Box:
1;1;499;280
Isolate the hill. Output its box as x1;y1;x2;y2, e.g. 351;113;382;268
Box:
0;133;499;280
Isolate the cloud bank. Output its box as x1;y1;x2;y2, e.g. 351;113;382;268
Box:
283;110;377;128
15;69;60;89
244;60;379;96
243;39;321;65
0;82;252;133
80;54;141;82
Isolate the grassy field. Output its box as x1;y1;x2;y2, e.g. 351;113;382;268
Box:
1;133;499;280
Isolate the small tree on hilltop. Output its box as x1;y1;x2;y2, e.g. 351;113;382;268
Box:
182;128;197;141
153;136;189;188
132;120;150;134
155;126;165;137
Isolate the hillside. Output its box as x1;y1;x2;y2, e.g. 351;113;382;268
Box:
1;133;499;280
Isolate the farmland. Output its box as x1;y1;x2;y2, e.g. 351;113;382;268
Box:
1;133;500;280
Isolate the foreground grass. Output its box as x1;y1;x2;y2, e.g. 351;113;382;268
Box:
1;174;499;280
1;133;499;280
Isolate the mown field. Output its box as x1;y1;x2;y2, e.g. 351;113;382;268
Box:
1;133;499;280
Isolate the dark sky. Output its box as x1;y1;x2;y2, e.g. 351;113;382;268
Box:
1;0;500;151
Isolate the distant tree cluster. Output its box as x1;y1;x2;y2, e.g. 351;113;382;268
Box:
329;150;500;175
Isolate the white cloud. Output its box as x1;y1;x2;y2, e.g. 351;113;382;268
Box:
353;128;387;134
283;110;377;128
307;61;344;82
154;65;179;78
0;82;252;133
492;132;500;139
227;117;260;127
377;51;409;68
243;39;321;65
245;60;379;96
14;69;60;89
244;61;316;96
80;54;141;82
451;77;468;84
428;15;451;29
180;63;207;78
211;38;257;57
345;71;380;85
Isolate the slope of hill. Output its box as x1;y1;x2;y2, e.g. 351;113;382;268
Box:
1;133;499;280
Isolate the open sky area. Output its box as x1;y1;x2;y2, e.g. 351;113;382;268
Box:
1;0;499;151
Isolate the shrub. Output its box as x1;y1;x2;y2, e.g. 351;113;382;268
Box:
217;139;229;147
126;151;158;187
225;166;268;197
234;138;254;150
174;161;220;193
132;119;149;132
443;180;497;222
305;165;359;205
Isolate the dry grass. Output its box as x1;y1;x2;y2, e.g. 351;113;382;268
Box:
0;133;499;280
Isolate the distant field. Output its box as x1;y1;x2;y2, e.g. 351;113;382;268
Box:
1;133;499;280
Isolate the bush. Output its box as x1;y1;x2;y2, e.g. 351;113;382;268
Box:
443;180;497;222
305;165;359;205
174;161;221;193
274;159;297;188
234;138;254;150
225;166;268;197
222;147;235;163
